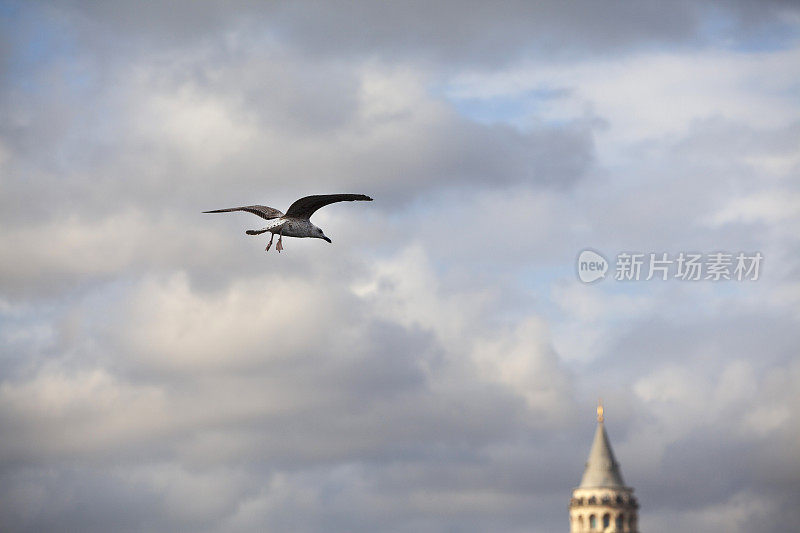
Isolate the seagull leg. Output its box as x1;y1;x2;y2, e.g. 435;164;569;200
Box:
276;233;284;252
265;232;275;251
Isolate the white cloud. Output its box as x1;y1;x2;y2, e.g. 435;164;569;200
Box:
2;3;799;532
446;47;800;154
116;271;354;373
134;84;259;166
704;190;800;226
471;317;573;419
0;368;168;459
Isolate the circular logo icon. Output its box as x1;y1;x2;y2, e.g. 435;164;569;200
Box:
577;250;608;283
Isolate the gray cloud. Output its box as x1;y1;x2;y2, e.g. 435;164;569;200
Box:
1;1;799;532
0;257;577;532
38;1;800;66
0;35;595;299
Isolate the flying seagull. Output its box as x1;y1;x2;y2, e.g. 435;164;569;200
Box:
204;194;373;252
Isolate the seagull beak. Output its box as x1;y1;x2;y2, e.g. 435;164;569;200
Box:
323;236;332;243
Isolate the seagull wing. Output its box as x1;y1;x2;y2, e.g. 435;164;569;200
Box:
203;205;284;220
284;194;373;219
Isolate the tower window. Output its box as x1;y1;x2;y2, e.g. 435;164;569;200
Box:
589;514;596;529
603;513;610;528
616;514;624;530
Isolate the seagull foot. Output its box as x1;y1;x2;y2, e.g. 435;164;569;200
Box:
265;234;274;251
276;235;283;252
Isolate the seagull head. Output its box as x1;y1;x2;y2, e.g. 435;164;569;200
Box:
312;225;332;243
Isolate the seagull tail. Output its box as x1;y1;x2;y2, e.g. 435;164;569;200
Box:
246;229;270;235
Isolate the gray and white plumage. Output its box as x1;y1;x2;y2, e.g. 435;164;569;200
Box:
204;194;372;251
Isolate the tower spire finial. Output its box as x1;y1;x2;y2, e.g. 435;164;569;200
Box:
597;398;604;423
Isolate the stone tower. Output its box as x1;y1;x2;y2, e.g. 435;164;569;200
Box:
569;402;639;532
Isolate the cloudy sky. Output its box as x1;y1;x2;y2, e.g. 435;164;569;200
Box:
1;1;799;532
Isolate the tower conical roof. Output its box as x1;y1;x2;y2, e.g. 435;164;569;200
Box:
579;405;626;488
